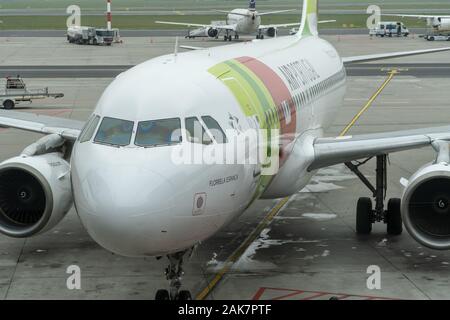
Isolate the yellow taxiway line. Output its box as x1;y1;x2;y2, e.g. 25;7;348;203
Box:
196;68;397;300
340;69;398;136
196;197;290;300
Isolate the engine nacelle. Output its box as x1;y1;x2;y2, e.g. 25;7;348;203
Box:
265;27;277;38
401;162;450;250
0;153;72;238
207;28;219;38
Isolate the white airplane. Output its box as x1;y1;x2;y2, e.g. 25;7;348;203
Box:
156;0;327;41
386;13;450;34
1;0;450;301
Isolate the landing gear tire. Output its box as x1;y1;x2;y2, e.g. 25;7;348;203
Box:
228;35;232;41
356;197;373;235
3;100;15;110
155;249;194;300
155;289;170;300
177;290;193;300
386;198;402;235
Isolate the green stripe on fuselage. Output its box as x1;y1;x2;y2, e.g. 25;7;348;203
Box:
209;59;281;202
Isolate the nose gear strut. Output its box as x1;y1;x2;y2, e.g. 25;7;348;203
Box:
155;248;194;300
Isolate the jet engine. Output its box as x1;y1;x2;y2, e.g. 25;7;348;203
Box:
265;27;277;38
0;153;72;238
401;162;450;250
207;28;219;38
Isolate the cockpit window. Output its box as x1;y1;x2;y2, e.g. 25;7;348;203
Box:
185;117;213;145
201;116;228;144
94;117;134;147
79;115;100;143
135;118;182;147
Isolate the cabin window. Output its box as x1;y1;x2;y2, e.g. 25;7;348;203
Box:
79;114;100;143
201;116;228;143
94;117;134;147
135;118;182;148
185;117;212;145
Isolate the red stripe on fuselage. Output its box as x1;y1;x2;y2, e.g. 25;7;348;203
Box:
236;57;297;163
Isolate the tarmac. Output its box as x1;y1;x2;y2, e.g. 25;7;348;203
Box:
1;34;450;300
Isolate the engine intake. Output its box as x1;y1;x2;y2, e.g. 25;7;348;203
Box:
401;163;450;250
265;27;277;38
207;28;219;38
0;153;72;238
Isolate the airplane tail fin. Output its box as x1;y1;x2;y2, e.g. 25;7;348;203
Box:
249;0;256;11
297;0;319;37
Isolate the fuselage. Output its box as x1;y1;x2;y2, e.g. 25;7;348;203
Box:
227;9;262;34
429;17;450;32
71;34;346;257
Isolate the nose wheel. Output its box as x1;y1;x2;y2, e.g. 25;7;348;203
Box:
347;155;403;236
155;249;193;300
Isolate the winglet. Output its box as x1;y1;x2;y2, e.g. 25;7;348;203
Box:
297;0;319;37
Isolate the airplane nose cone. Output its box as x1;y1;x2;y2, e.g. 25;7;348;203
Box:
73;165;177;257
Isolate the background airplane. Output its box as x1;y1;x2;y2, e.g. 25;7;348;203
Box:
156;0;321;40
1;0;450;300
386;13;450;34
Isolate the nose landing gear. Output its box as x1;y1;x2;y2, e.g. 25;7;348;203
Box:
155;249;193;300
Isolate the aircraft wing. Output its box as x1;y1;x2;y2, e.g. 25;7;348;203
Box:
342;47;450;64
212;10;249;17
260;20;335;30
257;9;296;16
155;21;236;31
155;21;211;28
214;24;237;31
309;126;450;171
0;110;83;141
318;20;337;24
259;23;301;30
383;14;450;19
213;9;295;17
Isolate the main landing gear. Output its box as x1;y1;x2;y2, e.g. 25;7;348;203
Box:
256;32;265;40
346;155;403;236
155;249;193;300
223;31;234;42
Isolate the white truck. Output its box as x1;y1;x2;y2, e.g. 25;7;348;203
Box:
0;77;64;110
370;21;409;37
67;26;115;45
